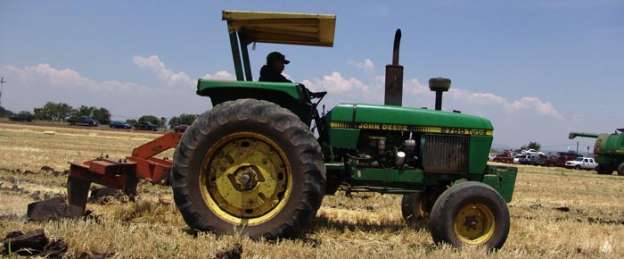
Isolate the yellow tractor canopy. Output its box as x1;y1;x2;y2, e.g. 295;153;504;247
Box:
223;10;336;47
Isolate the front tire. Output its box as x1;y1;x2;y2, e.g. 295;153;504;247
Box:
596;165;612;175
401;193;429;228
618;163;624;176
428;181;510;250
172;99;325;239
401;189;441;228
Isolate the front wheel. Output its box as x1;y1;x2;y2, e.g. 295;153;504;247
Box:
596;165;612;175
618;163;624;176
401;193;429;228
172;99;325;239
401;189;441;228
428;181;510;250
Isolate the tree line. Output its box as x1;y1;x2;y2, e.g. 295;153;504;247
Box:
0;102;197;129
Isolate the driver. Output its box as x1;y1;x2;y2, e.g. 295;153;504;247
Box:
259;52;292;83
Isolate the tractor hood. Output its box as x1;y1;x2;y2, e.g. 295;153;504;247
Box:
327;104;493;135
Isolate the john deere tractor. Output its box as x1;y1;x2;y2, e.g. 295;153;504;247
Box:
68;10;518;250
171;10;519;249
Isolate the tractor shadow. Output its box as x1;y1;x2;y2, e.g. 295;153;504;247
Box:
311;214;412;233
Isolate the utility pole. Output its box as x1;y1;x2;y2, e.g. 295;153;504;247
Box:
0;77;6;108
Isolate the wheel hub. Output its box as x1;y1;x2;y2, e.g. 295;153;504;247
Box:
199;133;292;224
229;166;260;191
463;215;479;229
453;203;496;245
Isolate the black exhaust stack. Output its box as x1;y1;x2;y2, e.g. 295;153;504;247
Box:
429;77;451;110
384;29;403;106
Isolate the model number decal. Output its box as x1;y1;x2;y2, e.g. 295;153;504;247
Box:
441;128;490;136
329;122;492;136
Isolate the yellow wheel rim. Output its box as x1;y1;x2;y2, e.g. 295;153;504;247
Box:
453;203;496;246
199;132;292;226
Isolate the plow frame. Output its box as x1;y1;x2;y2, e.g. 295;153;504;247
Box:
67;132;182;210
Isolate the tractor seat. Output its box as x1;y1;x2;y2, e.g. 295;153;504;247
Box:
298;83;326;100
309;90;327;99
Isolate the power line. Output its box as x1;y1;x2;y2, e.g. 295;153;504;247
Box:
0;77;6;108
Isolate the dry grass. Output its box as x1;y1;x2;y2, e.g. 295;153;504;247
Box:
0;122;622;258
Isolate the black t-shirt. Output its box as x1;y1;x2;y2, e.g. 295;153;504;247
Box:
259;65;292;83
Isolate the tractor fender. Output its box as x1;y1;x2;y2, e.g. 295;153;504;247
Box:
196;79;313;124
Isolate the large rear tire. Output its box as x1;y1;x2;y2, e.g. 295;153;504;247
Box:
428;181;510;250
172;99;325;239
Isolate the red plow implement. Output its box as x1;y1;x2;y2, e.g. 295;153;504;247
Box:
67;132;182;210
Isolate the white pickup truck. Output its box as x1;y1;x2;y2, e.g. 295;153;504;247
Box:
565;157;598;170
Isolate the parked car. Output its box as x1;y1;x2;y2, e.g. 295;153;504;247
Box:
544;151;580;168
134;122;159;131
174;124;189;133
492;153;514;164
565;157;598;170
518;153;547;166
68;116;99;127
109;121;131;129
9;111;34;122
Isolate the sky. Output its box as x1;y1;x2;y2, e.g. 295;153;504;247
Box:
1;0;623;150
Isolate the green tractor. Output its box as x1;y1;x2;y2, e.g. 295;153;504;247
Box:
171;10;518;249
569;130;624;175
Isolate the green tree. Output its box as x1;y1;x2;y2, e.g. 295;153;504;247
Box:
179;114;198;125
138;115;160;126
169;113;198;128
92;107;111;125
75;105;96;117
0;106;13;117
68;105;110;124
521;141;541;151
168;116;180;128
528;142;541;151
33;102;73;121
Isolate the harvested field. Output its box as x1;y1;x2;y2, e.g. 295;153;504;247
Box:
0;122;623;258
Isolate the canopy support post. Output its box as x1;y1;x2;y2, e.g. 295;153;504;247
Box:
239;34;253;81
228;29;244;81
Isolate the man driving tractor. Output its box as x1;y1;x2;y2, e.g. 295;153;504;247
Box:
259;51;292;83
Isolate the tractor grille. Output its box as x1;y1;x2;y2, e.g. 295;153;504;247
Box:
422;134;469;173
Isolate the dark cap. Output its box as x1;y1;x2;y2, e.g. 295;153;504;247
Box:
266;51;290;65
